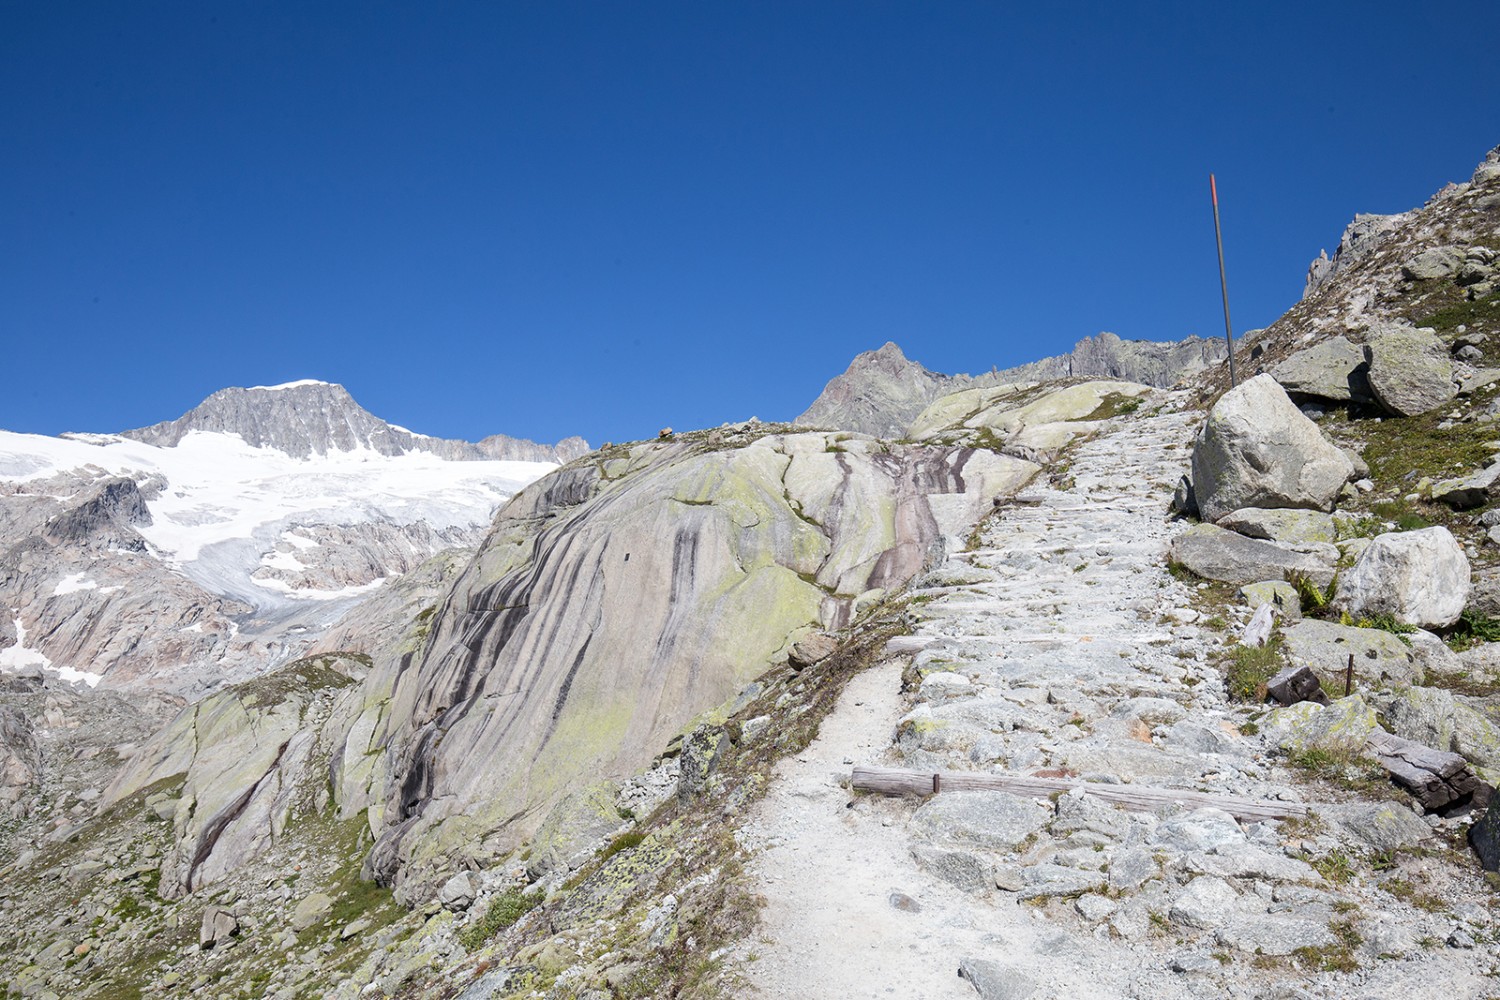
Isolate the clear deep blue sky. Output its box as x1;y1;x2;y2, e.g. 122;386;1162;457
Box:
4;3;1496;447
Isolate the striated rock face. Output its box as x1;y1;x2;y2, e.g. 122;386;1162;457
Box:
1189;375;1354;522
101;655;362;898
121;380;588;463
323;426;1039;892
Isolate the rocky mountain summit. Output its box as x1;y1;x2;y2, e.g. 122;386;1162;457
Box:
122;380;589;464
4;146;1500;1000
796;333;1228;437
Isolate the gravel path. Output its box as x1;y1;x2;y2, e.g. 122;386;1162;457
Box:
740;395;1498;999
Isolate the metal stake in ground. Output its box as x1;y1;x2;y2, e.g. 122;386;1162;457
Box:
1211;174;1238;388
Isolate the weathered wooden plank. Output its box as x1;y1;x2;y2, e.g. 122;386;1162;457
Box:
850;765;1308;821
1365;729;1484;811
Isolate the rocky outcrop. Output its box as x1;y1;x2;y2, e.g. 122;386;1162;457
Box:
0;707;40;817
121;380;587;463
797;336;1225;438
987;332;1228;388
1189;374;1354;522
101;656;361;897
907;379;1153;462
357;426;1040;892
795;343;978;438
1335;527;1471;629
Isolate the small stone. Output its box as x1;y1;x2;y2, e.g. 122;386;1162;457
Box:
888;892;921;913
1074;893;1116;921
957;957;1036;1000
291;892;334;931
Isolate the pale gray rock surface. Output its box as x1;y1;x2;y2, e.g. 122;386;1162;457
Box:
1215;507;1335;547
1364;324;1456;417
1335;527;1471;628
795;342;980;438
1189;374;1354;522
1279;619;1421;688
910;790;1051;851
1270;336;1372;402
1167;523;1336;587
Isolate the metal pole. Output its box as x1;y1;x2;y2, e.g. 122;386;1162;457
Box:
1211;174;1238;388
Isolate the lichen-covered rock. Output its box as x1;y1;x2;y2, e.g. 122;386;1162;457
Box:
1270;337;1372;403
1280;620;1420;688
1335;527;1470;628
1216;508;1336;547
1431;464;1500;510
1189;374;1354;522
1364;324;1455;417
1325;802;1431;853
1384;687;1459;752
1168;523;1336;587
1261;695;1378;753
1240;580;1302;619
100;658;357;898
911;790;1052;852
525;782;624;879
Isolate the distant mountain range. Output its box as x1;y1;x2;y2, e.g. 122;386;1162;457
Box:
119;379;590;463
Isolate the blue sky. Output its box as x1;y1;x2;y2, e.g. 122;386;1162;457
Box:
3;3;1496;447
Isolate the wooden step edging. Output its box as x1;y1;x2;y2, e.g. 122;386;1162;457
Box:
850;765;1309;822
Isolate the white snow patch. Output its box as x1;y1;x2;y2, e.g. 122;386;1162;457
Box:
180;622;204;633
259;549;307;572
250;576;389;601
53;573;99;596
0;616;101;687
247;379;334;391
281;530;319;550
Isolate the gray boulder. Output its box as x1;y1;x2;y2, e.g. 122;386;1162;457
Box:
1190;374;1354;522
1168;523;1335;588
1469;794;1500;871
1270;337;1372;403
1280;619;1421;688
199;905;238;949
957;958;1036;1000
1216;507;1336;548
1402;246;1464;281
1261;696;1378;753
1364;324;1455;417
911;790;1051;851
1335;527;1470;629
1325;802;1432;853
1431;464;1500;510
438;871;478;912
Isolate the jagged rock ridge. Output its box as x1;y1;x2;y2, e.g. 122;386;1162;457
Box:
797;335;1228;437
121;380;589;463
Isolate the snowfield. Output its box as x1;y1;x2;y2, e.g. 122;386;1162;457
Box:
0;427;557;600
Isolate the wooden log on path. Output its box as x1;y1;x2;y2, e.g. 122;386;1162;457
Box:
850;765;1308;822
1365;730;1486;812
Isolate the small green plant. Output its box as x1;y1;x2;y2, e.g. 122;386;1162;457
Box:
458;887;546;950
1222;638;1284;702
1293;918;1362;972
1310;849;1355;884
599;828;647;862
1447;607;1500;651
1289;572;1332;615
1341;610;1416;645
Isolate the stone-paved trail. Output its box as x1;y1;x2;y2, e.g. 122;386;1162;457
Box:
740;395;1495;1000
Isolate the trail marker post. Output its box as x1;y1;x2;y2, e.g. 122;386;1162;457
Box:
1211;174;1239;388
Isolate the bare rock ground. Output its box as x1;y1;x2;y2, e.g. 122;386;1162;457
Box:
741;396;1499;999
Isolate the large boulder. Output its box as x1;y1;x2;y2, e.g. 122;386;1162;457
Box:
1261;695;1378;753
1190;374;1354;522
1279;619;1421;689
1168;524;1335;588
1364;324;1455;417
1335;527;1470;629
1270;337;1372;403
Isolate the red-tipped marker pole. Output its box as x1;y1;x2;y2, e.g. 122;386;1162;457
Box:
1211;174;1238;388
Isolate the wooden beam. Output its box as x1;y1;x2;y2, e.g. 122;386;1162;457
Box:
1365;730;1486;812
850;765;1308;822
